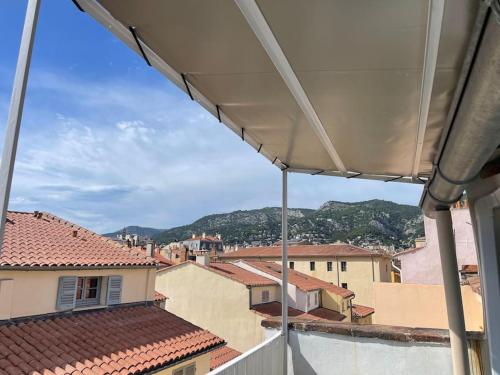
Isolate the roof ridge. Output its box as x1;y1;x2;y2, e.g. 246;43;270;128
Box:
39;211;156;263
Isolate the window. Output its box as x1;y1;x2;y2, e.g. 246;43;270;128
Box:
173;363;196;375
341;283;348;289
75;277;101;307
307;294;311;307
314;292;318;306
262;290;270;303
341;261;347;272
310;261;315;271
327;261;333;272
289;261;294;269
56;275;122;310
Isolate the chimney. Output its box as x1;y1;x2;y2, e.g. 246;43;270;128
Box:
202;232;206;239
72;230;78;238
192;234;196;239
216;234;221;240
146;240;155;257
196;253;210;266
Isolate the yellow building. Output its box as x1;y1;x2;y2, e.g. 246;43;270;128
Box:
0;211;230;375
156;259;364;352
221;244;391;306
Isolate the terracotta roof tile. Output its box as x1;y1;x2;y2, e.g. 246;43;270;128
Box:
253;302;345;322
221;244;380;259
0;211;156;269
242;261;354;298
460;264;478;273
209;346;241;370
208;262;278;286
0;305;223;375
352;304;375;318
154;291;168;302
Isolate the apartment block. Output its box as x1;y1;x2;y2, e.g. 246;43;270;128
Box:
221;244;391;306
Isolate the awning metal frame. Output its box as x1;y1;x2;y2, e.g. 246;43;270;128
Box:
411;0;445;178
77;0;291;170
235;0;347;175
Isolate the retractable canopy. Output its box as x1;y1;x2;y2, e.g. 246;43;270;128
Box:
76;0;500;204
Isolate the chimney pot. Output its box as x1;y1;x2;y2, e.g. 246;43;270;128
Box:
196;253;210;266
146;240;155;257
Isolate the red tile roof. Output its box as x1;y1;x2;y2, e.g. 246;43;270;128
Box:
209;346;241;370
184;235;222;242
253;302;345;322
460;264;478;273
352;304;375;318
0;211;156;269
154;291;168;302
0;305;223;375
152;253;175;270
208;262;278;286
243;260;354;298
221;244;380;259
157;261;278;287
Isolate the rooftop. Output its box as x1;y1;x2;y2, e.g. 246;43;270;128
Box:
0;304;223;375
185;235;222;242
243;260;354;298
209;346;241;370
352;304;375;318
154;291;167;302
208;262;279;287
0;212;156;269
253;302;345;322
221;244;382;259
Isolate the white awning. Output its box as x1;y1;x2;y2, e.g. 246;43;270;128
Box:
78;0;478;184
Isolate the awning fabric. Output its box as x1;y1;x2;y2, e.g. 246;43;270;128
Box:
79;0;478;183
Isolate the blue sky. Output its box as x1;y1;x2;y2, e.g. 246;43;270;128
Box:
0;1;423;233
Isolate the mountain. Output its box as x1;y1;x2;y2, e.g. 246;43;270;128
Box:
150;200;424;249
103;226;164;239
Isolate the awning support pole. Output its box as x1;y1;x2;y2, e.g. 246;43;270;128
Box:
435;209;470;375
281;169;288;375
0;0;40;254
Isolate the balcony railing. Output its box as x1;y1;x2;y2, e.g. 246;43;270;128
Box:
208;332;284;375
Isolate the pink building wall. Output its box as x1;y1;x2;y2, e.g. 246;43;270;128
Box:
397;208;477;285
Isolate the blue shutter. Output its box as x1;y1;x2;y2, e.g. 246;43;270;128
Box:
56;276;77;310
107;275;122;305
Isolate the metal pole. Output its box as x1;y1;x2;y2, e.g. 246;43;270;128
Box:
0;0;40;253
435;209;470;375
281;169;288;375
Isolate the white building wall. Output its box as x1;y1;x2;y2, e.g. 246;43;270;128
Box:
234;261;301;310
398;207;478;285
265;328;453;375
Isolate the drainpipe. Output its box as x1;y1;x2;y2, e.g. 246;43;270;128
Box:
0;0;40;253
435;209;470;375
281;169;288;375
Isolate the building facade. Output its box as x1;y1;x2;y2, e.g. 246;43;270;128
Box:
220;244;391;306
155;260;360;352
395;204;478;285
0;211;228;375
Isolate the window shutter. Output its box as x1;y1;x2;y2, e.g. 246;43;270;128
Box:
56;276;77;310
107;275;122;305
